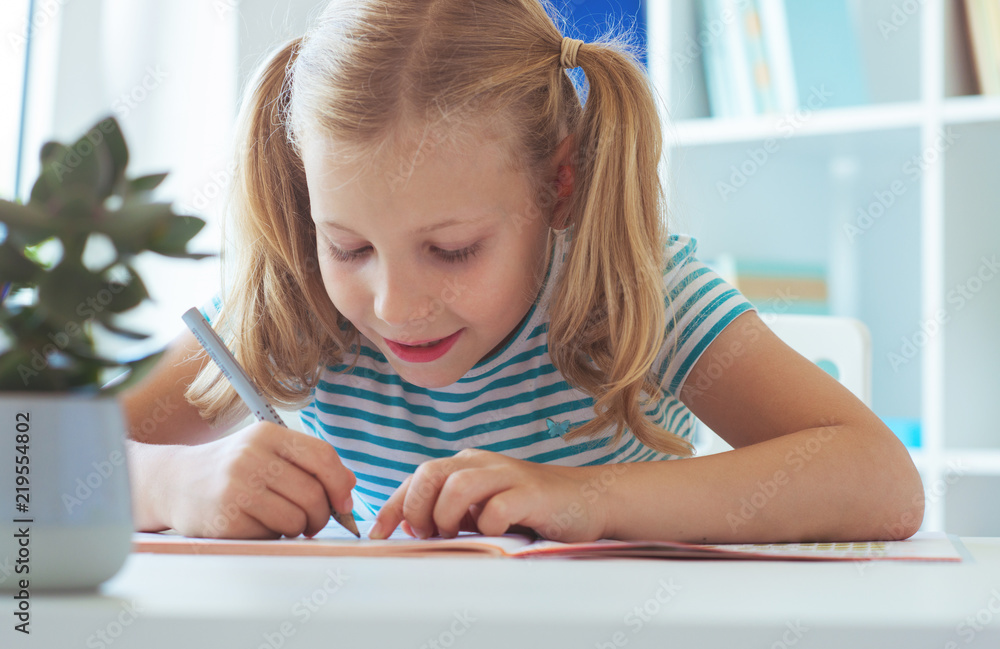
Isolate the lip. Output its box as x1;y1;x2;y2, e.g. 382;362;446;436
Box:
384;329;464;363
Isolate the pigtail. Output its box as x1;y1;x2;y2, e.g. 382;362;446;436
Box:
186;37;350;426
549;41;693;457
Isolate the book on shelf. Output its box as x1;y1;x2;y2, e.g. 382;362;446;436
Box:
757;0;797;113
709;255;829;315
698;0;868;118
964;0;1000;95
699;0;736;117
741;0;779;114
133;522;963;562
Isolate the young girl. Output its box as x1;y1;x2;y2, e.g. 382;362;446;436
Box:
122;0;924;544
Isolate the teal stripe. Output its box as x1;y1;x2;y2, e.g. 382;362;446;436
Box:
353;483;393;502
526;322;548;341
319;361;558;408
480;423;608;456
333;447;419;474
669;301;754;393
313;393;594;443
633;449;659;462
351;468;405;489
620;441;648;463
671;411;693;436
325;344;553;398
579;434;643;466
664;402;686;434
658;286;745;388
299;409;325;440
664;236;697;274
315;378;581;434
526;435;618;464
323;425;458;458
357;494;379;517
649;402;668;425
664;267;712;310
670;278;728;348
656;269;721;382
458;327;551;383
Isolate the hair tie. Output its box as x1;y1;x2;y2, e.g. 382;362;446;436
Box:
560;37;584;69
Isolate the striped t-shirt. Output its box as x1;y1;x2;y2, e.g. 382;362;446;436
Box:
202;229;755;520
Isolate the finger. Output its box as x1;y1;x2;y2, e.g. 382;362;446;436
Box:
194;507;279;540
241;486;311;538
400;451;496;538
457;509;481;534
401;459;461;539
371;475;412;539
225;517;280;540
474;489;536;537
267;429;357;516
433;467;513;538
256;459;335;537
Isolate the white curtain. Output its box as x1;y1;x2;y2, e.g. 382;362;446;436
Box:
97;0;238;355
20;0;326;359
13;0;238;358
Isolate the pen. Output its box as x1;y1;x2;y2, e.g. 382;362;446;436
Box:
181;307;360;538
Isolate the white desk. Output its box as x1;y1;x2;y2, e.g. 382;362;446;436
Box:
13;538;998;648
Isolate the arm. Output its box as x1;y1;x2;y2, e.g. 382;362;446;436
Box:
371;311;925;544
120;329;238;446
120;329;235;532
599;310;925;543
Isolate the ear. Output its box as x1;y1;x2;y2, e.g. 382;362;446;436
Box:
550;134;575;231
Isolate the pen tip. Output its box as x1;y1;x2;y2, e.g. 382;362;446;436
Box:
333;510;361;538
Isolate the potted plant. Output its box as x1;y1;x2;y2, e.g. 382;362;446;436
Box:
0;116;208;591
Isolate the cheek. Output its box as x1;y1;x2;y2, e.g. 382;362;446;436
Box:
320;263;366;316
461;257;536;320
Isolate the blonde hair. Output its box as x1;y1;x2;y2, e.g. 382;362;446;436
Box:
187;0;692;457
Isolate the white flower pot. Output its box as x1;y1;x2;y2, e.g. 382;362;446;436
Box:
0;393;132;591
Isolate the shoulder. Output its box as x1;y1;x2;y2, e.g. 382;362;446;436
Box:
654;233;757;395
662;233;701;291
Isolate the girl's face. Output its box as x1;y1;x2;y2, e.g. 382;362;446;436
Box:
302;136;553;388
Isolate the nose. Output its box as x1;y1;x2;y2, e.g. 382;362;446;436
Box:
372;259;434;331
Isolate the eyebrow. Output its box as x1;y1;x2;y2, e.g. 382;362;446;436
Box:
320;216;493;235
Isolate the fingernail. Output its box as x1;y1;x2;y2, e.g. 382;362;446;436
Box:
369;521;384;539
339;495;354;514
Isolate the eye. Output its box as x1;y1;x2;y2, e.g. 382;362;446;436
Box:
327;244;371;263
433;242;481;264
326;242;482;264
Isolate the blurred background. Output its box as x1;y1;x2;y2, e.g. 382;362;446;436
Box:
1;0;998;534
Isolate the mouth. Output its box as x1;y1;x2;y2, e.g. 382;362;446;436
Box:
387;336;450;348
383;330;464;362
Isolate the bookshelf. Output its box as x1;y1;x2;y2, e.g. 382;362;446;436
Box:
647;0;1000;535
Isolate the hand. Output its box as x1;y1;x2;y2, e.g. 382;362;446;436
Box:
369;448;609;542
163;421;356;539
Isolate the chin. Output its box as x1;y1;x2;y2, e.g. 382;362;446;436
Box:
393;365;466;389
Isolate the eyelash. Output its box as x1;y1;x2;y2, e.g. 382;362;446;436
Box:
327;242;482;264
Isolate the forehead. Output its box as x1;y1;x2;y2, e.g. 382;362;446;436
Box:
302;126;524;189
301;130;537;226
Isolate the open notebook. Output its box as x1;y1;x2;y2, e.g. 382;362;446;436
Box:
133;522;963;561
